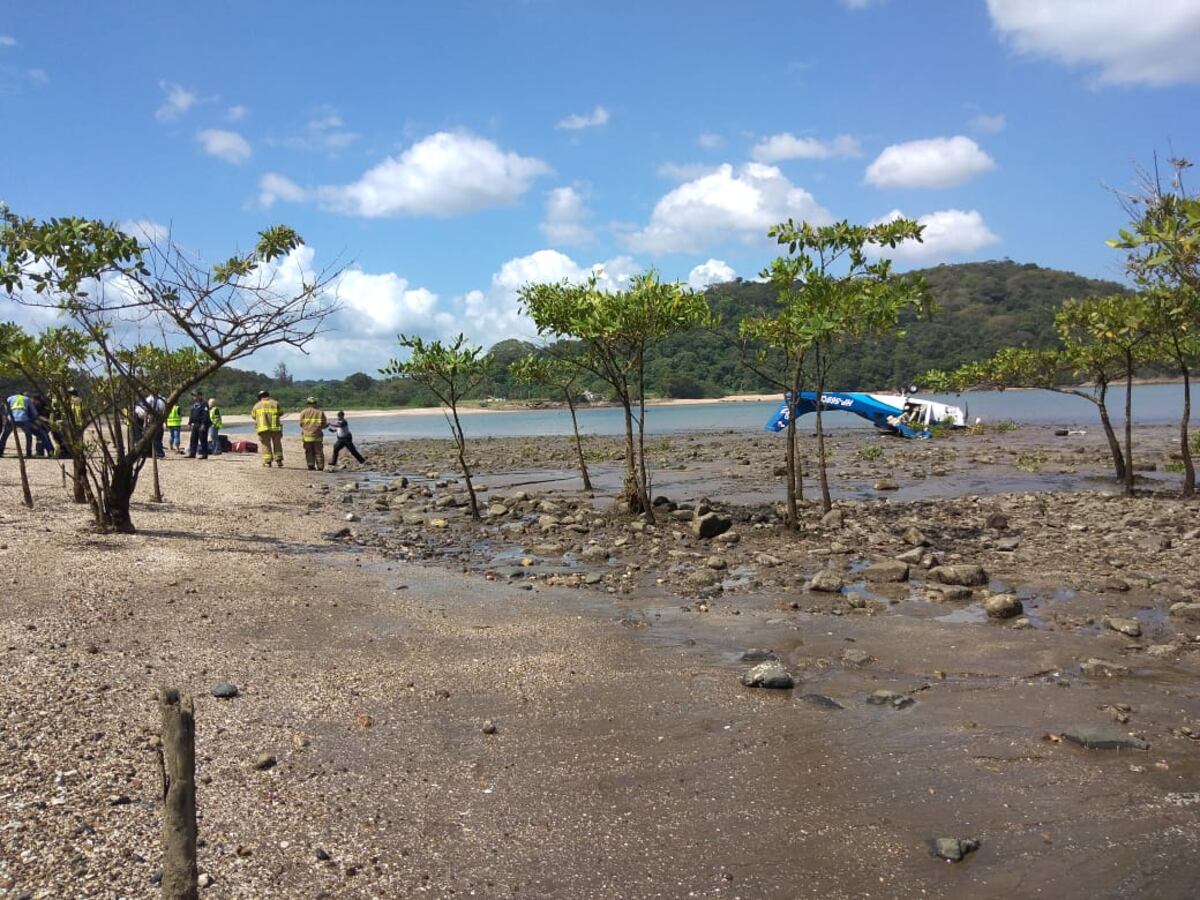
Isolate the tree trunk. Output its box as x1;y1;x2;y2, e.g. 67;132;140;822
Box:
565;393;593;491
784;411;799;528
813;354;832;512
618;395;642;513
636;370;653;523
159;689;198;900
73;455;87;504
105;459;137;533
14;423;33;509
449;408;479;519
150;450;163;503
1090;385;1126;481
1180;361;1195;497
1124;355;1134;497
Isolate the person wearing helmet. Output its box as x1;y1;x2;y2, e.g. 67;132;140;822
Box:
250;390;284;467
298;397;328;470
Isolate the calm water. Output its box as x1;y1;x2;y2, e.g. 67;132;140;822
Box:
232;382;1197;441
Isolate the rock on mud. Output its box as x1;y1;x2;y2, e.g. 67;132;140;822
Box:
865;560;909;583
1104;616;1142;638
929;564;988;587
800;693;844;710
1081;658;1131;677
741;661;795;689
1061;726;1149;751
693;512;732;540
1169;602;1200;622
983;593;1022;619
808;569;844;593
935;837;979;863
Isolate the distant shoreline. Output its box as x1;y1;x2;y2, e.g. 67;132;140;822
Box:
220;381;1195;426
220;392;783;426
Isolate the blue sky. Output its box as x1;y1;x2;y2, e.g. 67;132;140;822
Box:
3;0;1200;377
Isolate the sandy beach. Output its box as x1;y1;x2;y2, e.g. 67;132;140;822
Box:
2;424;1200;898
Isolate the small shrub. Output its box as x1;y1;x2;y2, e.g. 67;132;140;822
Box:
1014;451;1048;472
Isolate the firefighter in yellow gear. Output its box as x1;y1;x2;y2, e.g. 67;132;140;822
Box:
298;397;328;471
250;390;284;467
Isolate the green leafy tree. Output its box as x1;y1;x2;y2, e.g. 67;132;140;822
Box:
511;351;594;491
381;334;492;519
1110;156;1200;495
743;218;931;516
1060;294;1152;496
0;209;339;531
921;295;1146;485
519;271;711;520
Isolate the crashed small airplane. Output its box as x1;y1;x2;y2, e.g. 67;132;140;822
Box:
764;391;967;440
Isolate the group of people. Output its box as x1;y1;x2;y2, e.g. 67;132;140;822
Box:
251;390;366;470
3;386;368;472
1;390;80;458
163;395;225;460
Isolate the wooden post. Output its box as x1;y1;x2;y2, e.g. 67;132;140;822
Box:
159;689;198;900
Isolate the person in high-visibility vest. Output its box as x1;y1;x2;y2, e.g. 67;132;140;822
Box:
1;392;34;457
250;390;284;467
298;397;328;471
186;393;210;460
165;403;183;453
207;398;223;456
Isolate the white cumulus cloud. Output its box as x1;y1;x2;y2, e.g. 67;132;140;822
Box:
556;105;610;130
155;81;198;122
0;35;17;47
258;173;308;209
226;105;249;122
627;162;832;254
698;132;723;149
869;209;1000;263
196;129;252;164
865;136;995;189
687;259;737;290
751;133;862;163
987;0;1200;86
459;249;642;342
540;186;593;245
316;131;551;218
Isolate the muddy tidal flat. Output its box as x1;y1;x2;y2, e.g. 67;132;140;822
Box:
2;423;1200;898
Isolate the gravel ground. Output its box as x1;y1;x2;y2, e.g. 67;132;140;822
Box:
3;430;1200;899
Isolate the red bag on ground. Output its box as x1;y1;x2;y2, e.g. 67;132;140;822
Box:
230;440;258;453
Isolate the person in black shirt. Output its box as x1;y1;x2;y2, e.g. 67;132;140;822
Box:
328;411;365;466
186;393;210;459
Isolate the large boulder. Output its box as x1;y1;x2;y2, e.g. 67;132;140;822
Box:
808;569;845;593
929;564;988;587
1104;616;1142;638
693;512;732;540
983;593;1022;619
1169;602;1200;622
865;560;910;583
741;661;795;689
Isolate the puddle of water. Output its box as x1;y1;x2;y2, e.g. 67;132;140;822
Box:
935;605;988;625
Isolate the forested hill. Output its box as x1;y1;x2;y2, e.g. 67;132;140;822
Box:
0;260;1131;409
637;259;1129;398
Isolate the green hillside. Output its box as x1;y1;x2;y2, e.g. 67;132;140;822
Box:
2;260;1129;409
